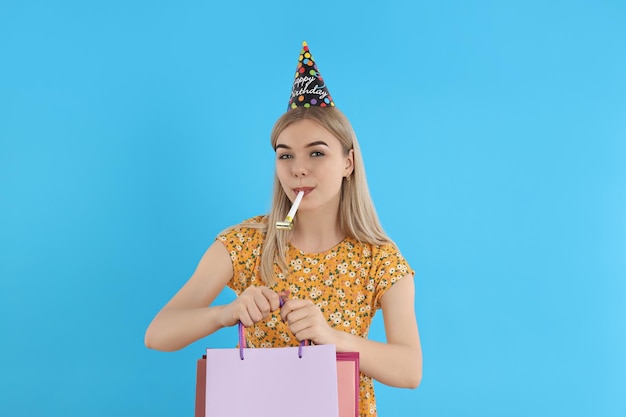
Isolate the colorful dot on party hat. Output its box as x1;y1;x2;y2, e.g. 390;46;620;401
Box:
287;41;335;110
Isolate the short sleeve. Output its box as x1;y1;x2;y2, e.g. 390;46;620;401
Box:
216;216;267;294
372;244;414;309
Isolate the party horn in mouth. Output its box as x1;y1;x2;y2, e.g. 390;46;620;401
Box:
275;191;304;230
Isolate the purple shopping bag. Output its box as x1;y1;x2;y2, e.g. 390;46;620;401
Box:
202;324;339;417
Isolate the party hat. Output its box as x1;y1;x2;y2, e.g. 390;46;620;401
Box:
288;41;335;110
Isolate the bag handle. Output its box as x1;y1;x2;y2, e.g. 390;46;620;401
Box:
238;298;308;360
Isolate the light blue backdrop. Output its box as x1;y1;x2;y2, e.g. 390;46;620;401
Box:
1;1;624;416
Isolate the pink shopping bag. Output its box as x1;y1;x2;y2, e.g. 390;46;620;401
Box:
336;352;360;417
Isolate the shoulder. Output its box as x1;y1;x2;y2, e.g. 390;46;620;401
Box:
222;214;269;231
373;242;409;262
217;215;269;243
344;239;406;261
348;239;412;274
237;214;269;228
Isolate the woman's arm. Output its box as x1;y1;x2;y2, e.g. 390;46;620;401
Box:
144;240;234;351
144;240;283;352
281;274;422;388
354;275;422;388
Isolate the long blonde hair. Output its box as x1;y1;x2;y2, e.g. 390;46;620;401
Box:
230;107;393;285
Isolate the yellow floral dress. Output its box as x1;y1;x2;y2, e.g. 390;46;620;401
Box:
218;215;414;417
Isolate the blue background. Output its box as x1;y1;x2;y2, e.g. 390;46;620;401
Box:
1;1;625;416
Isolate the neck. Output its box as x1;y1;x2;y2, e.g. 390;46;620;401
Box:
289;206;344;253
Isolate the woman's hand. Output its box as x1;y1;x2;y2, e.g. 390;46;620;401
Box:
280;299;337;345
220;286;282;327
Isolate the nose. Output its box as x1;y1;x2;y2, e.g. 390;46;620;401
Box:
292;161;308;177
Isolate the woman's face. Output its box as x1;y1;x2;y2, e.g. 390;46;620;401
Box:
275;119;354;214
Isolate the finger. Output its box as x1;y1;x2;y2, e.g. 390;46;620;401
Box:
281;299;309;322
293;328;314;342
278;290;291;306
286;306;318;330
287;316;312;336
246;301;264;323
260;287;281;311
252;291;272;319
279;298;300;322
237;310;254;327
281;299;312;322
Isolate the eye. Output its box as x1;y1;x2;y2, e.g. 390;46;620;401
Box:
277;153;292;160
311;151;324;157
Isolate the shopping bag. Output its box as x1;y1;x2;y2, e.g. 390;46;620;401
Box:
197;323;340;417
336;352;360;417
196;349;360;417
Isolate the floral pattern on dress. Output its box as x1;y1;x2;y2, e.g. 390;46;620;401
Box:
218;215;414;417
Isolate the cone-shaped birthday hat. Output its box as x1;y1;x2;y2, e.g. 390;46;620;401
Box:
288;41;335;110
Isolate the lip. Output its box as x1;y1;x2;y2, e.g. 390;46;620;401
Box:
293;187;313;196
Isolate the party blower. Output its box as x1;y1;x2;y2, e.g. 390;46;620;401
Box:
276;191;305;230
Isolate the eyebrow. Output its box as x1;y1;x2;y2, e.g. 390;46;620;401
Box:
275;140;330;150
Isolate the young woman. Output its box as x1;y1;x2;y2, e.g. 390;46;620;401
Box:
145;42;422;417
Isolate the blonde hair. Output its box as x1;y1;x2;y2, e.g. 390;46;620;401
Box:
228;107;393;285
